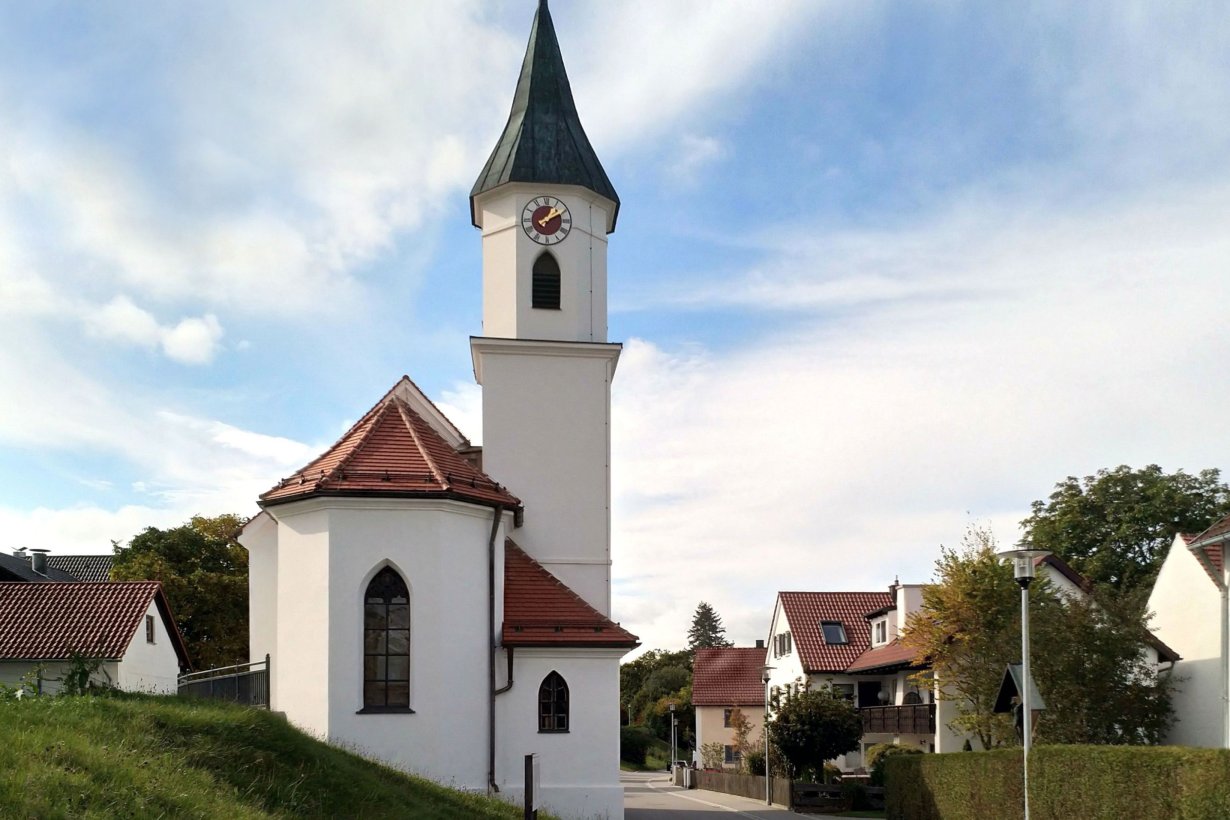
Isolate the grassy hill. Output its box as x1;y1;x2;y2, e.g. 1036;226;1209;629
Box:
0;694;550;819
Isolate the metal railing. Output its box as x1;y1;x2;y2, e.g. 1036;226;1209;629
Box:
860;703;936;735
178;654;270;709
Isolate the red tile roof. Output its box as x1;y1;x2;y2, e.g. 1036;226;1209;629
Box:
1190;514;1230;586
779;591;893;673
262;377;520;511
692;647;768;706
0;582;191;669
502;541;638;649
846;640;923;674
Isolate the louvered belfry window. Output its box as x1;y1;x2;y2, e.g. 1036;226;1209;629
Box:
538;671;569;732
532;252;561;310
364;567;410;710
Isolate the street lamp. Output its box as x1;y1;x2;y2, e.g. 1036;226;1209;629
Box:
999;542;1051;820
668;702;676;776
761;665;775;806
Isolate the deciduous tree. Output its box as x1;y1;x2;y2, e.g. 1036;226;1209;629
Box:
767;686;861;779
1022;465;1230;603
112;514;249;670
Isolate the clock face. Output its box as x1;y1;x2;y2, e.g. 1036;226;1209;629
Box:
522;196;572;245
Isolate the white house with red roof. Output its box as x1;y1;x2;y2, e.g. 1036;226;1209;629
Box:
0;581;190;695
1148;512;1230;748
238;3;638;818
692;646;768;768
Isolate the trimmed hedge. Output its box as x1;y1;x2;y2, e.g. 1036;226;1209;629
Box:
886;745;1230;820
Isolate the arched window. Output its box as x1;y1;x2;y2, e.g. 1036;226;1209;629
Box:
363;567;410;711
538;671;569;732
532;252;561;310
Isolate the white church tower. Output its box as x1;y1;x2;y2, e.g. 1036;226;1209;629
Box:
470;0;621;616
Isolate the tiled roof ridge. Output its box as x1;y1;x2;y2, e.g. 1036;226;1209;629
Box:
324;399;398;490
394;399;448;490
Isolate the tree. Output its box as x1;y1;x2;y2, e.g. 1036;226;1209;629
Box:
728;707;756;772
111;514;249;670
767;687;862;779
902;523;1176;749
1022;465;1230;602
620;648;691;712
687;601;733;650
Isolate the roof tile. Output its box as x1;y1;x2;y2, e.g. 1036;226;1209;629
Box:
502;541;637;649
692;647;768;706
780;591;893;673
262;378;520;510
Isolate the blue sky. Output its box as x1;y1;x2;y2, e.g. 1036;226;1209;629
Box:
2;1;1229;652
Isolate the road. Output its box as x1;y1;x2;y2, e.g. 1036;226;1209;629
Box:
622;771;844;820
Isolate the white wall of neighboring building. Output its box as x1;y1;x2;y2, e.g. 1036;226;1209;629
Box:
495;647;624;820
115;599;181;694
0;661;119;694
472;338;619;616
242;511;279;699
1147;534;1223;747
763;598;805;706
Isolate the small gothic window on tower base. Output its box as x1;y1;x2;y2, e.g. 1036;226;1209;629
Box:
532;252;561;310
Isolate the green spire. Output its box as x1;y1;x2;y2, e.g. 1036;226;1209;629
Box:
470;0;620;230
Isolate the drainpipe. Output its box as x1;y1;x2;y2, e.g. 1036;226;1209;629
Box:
487;505;504;795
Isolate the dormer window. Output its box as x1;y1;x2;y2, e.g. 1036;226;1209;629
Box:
821;621;848;645
532;252;561;310
874;619;887;645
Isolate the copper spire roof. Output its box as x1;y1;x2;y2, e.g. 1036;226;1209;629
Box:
503;540;638;649
261;377;521;511
470;0;619;229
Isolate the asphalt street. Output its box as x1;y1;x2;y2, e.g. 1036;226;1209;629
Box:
622;771;846;820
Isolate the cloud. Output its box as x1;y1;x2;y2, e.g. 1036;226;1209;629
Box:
664;135;732;187
610;183;1230;651
83;296;224;364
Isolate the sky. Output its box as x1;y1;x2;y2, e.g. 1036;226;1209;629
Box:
2;0;1229;655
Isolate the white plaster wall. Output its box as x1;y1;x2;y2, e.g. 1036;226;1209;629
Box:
897;585;924;620
1147;535;1223;747
476;184;612;344
241;511;278;700
764;599;804;711
474;340;618;615
1039;564;1085;601
269;503;332;734
322;499;504;791
0;661;120;695
495;648;624;820
115;600;181;694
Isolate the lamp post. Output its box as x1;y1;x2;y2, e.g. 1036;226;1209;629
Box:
762;665;775;806
669;703;676;775
1000;542;1051;820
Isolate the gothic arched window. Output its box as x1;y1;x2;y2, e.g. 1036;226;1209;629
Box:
538;671;569;732
363;567;411;711
532;252;561;310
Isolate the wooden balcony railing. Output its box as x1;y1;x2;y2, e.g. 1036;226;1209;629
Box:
860;703;936;735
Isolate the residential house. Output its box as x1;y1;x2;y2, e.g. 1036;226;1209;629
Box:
0;581;190;694
1147;512;1230;747
765;554;1177;770
2;548;114;583
692;645;767;768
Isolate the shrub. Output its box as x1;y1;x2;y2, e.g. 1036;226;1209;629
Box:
885;745;1230;820
620;726;655;766
867;742;922;786
841;780;870;810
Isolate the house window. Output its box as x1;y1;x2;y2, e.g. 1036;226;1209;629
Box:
875;620;887;644
831;683;855;701
145;614;155;644
773;631;793;657
539;671;569;732
821;621;848;645
724;745;742;765
363;567;411;711
532;252;561;309
723;708;734;728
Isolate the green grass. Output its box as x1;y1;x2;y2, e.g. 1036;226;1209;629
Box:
620;736;676;772
0;694;555;819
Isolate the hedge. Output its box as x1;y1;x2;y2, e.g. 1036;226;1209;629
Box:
885;746;1230;820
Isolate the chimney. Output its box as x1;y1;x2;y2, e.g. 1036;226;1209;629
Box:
29;548;49;576
12;547;27;558
755;639;764;649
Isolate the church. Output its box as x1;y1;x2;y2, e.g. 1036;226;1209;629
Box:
239;3;638;818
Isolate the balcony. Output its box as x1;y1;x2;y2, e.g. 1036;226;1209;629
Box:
860;703;936;736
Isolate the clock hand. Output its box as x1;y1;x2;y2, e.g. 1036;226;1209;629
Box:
537;207;562;227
